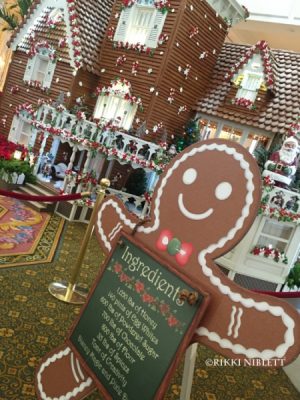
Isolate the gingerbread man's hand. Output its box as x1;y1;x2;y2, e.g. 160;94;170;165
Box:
95;195;140;254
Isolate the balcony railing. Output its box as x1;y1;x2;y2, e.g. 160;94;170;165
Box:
33;104;163;172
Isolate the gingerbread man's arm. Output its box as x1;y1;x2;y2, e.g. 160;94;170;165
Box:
192;257;300;364
95;195;140;254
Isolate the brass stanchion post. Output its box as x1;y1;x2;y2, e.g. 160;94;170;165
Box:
48;178;110;304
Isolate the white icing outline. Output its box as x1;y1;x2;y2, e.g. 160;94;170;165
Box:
227;306;237;337
96;142;296;359
97;199;136;251
71;352;79;383
178;193;213;220
37;347;93;400
109;222;122;241
234;307;243;339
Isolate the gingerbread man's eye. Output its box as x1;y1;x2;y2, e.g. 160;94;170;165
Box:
182;168;197;185
215;182;232;200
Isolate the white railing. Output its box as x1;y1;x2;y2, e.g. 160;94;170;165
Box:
105;187;150;218
35;104;160;164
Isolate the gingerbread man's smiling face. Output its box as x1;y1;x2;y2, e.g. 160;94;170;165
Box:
149;140;261;258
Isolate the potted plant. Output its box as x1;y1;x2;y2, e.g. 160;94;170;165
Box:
285;261;300;289
0;134;36;186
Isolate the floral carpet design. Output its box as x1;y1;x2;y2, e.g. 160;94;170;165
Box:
0;223;299;399
0;196;64;267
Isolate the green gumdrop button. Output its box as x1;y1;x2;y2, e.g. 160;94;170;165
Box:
167;238;181;255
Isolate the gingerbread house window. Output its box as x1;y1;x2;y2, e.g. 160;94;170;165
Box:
233;54;264;103
94;80;141;130
113;0;167;48
23;49;56;88
9;116;33;146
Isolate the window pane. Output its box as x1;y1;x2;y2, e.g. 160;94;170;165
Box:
19;134;29;145
33;57;48;82
103;97;120;120
126;7;153;44
262;220;293;240
244;74;262;90
256;236;288;252
236;88;257;102
137;0;154;4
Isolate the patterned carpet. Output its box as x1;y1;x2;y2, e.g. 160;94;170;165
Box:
0;222;299;400
0;196;64;267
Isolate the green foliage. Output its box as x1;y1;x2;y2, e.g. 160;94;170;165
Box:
125;168;147;196
285;261;300;289
0;7;18;30
0;0;32;30
0;159;36;183
9;0;32;17
176;119;200;152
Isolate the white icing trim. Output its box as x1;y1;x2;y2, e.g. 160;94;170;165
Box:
233;307;243;339
178;193;213;220
227;306;237;337
70;352;79;383
37;347;93;400
76;359;85;381
97;198;136;251
109;222;122;241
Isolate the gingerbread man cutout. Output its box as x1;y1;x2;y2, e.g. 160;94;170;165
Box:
35;139;300;400
96;139;300;362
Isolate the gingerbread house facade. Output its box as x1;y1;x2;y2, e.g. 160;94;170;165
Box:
0;0;247;196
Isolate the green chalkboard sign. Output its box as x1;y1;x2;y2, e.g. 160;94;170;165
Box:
68;234;209;400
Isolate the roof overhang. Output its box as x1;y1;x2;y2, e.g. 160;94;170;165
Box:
206;0;248;26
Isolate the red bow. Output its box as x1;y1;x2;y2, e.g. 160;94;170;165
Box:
156;229;193;266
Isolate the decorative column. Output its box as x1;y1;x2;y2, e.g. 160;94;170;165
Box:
33;132;49;175
62;145;78;192
77;150;92;193
214;121;224;138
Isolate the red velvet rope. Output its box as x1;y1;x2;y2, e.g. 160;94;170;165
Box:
0;188;83;202
254;290;300;298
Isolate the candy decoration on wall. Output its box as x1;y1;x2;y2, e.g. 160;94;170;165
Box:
10;85;20;94
167;88;175;104
189;26;199;39
116;54;126;66
107;26;115;40
199;51;208;60
131;61;139;76
158;33;169;45
183;64;191;79
1;115;7;127
177;105;187;114
154;0;171;13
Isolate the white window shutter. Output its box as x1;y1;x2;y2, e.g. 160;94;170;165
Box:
123;103;137;130
114;8;132;42
241;73;261;90
146;9;167;48
23;57;35;81
43;61;56;88
94;96;105;119
8;116;21;143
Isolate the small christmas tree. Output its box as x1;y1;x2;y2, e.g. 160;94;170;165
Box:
176;119;200;152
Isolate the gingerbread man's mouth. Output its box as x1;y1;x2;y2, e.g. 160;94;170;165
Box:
178;193;213;220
